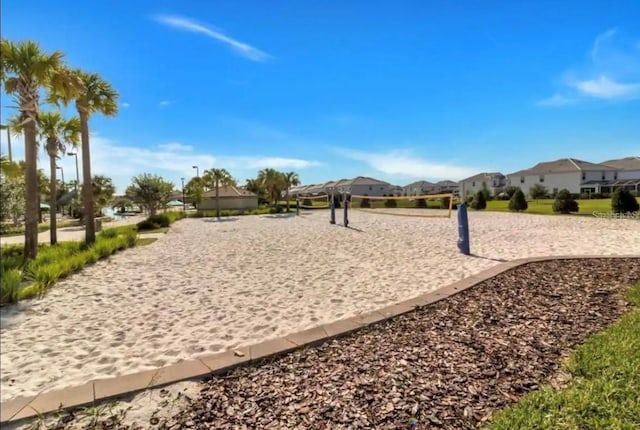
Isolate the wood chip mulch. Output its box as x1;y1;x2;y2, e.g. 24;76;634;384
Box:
88;257;638;430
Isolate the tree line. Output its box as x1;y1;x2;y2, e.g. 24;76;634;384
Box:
1;39;118;258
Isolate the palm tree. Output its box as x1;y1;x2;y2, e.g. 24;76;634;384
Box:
203;168;233;218
1;39;68;259
259;168;286;206
39;112;80;244
50;69;118;245
283;171;300;213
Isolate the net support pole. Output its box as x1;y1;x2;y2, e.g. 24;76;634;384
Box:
296;199;300;216
330;192;336;224
343;193;349;227
457;202;470;255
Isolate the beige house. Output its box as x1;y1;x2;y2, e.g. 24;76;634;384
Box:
199;186;258;211
506;158;617;196
459;172;507;198
403;180;459;196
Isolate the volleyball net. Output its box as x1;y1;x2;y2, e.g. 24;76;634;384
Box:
297;194;331;209
347;193;456;218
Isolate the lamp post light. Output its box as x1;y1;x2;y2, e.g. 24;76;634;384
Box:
192;165;199;178
56;165;65;187
57;165;65;216
181;177;186;211
68;152;80;217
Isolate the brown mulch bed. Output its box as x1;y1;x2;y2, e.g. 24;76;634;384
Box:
152;258;640;430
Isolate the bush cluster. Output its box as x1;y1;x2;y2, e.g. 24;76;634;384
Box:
415;198;427;208
360;197;371;208
509;189;528;212
136;211;186;230
611;189;639;214
384;198;398;208
1;227;138;305
553;189;579;214
471;190;487;210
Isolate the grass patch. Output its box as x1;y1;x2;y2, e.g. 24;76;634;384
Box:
1;226;138;305
137;238;158;246
139;227;169;234
487;282;640;429
136;211;186;231
484;198;640;216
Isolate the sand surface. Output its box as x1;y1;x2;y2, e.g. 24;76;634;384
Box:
2;209;639;403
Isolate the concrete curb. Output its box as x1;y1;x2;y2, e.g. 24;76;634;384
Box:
2;254;638;424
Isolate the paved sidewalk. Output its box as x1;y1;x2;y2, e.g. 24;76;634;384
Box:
0;216;145;246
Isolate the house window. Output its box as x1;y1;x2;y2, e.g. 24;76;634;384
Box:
520;177;525;184
539;175;544;183
553;188;558;195
601;172;606;180
368;186;372;191
582;172;586;180
614;172;618;180
472;181;476;187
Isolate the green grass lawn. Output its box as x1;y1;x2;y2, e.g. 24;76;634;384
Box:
484;198;636;216
488;283;640;429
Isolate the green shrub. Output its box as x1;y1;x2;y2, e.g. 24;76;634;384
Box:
1;268;22;304
415;198;427;208
465;195;474;205
611;189;640;214
504;185;519;198
509;189;528;212
471;190;487;210
360;197;371;208
440;197;451;209
553;189;579;214
384;198;398;208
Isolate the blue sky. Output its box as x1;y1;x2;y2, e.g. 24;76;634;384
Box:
1;0;639;192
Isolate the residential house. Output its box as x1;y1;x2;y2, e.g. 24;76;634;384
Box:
506;158;617;196
334;176;399;197
436;180;459;195
601;156;640;194
403;180;438;196
199;186;258;211
459;172;507;198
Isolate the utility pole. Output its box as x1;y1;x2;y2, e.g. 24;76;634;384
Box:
181;177;186;211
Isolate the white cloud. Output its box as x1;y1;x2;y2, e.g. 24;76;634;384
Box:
1;132;319;193
159;100;172;107
333;147;483;180
591;28;617;60
537;93;576;107
541;28;640;104
572;75;640;99
122;102;130;108
154;15;272;62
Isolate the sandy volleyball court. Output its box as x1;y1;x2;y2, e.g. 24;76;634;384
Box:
1;210;639;402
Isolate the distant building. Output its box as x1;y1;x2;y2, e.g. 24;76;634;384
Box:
506;158;617;196
459;172;507;198
199;186;258;211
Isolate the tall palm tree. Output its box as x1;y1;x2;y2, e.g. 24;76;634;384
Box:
203;168;233;218
283;171;300;213
39;112;80;244
1;39;70;258
50;69;118;245
259;168;286;206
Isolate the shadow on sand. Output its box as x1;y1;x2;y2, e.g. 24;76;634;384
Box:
203;217;239;223
469;253;510;263
344;225;365;233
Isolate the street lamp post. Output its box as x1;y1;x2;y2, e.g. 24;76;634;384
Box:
181;177;186;211
192;165;199;177
56;165;65;187
57;165;65;216
68;152;80;217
